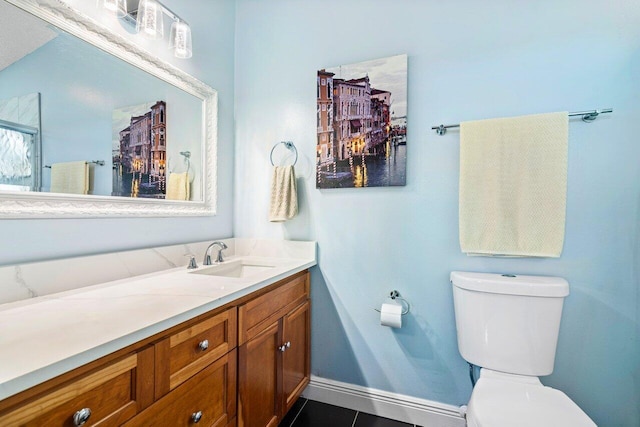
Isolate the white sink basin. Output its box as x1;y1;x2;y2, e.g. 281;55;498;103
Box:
190;261;276;278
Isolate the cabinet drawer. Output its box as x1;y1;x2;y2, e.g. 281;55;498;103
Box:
239;272;309;345
155;307;237;397
126;349;237;427
0;348;153;427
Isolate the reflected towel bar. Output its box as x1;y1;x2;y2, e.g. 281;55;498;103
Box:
432;108;613;136
44;160;105;168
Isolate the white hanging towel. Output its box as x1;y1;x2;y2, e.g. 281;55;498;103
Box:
459;112;569;257
50;161;89;195
269;165;298;222
166;172;190;201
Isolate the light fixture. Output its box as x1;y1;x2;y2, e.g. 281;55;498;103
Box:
99;0;193;59
101;0;127;18
136;0;164;40
169;20;192;59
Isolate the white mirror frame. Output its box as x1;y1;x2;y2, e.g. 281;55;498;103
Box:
0;0;217;217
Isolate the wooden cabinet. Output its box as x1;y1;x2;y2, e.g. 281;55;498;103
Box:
238;272;310;427
125;349;236;427
0;347;154;427
281;300;310;416
0;270;310;427
238;321;281;427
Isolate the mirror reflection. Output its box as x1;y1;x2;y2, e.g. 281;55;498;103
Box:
0;0;203;201
0;93;40;192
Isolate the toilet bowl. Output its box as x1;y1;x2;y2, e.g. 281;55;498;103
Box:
466;369;595;427
450;271;596;426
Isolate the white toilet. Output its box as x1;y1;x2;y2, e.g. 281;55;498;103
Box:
450;271;596;427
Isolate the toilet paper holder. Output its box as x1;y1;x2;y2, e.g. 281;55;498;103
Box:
374;290;410;315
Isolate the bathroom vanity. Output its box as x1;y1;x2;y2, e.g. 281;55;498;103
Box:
0;240;315;427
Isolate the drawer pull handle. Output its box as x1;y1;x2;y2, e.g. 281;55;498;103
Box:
73;408;92;426
198;340;209;351
192;411;203;423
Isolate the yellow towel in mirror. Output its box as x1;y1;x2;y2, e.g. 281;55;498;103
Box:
50;161;89;195
166;172;190;201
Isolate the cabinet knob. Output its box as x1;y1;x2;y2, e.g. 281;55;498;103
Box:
278;341;291;352
198;339;209;351
73;408;92;426
191;411;203;423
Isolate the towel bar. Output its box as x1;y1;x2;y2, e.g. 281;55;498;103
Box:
432;108;613;135
44;160;104;168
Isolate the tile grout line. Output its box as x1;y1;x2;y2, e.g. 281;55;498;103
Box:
288;398;309;427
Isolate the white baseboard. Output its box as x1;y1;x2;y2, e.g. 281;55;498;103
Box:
302;375;466;427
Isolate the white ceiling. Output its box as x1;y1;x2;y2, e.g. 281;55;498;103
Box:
0;1;58;72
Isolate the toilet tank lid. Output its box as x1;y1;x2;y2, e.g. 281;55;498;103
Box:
450;271;569;297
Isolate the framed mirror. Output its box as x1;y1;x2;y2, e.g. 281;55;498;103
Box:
0;0;217;217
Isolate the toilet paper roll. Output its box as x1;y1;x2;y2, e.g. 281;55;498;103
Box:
380;302;403;328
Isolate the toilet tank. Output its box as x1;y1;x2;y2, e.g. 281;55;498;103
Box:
451;271;569;376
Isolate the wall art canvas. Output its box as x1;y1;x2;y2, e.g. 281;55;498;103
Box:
112;100;167;198
316;54;407;188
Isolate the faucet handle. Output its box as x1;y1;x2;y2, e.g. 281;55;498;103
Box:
185;254;198;269
215;245;227;263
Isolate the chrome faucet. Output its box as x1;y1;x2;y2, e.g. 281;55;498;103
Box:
203;241;228;265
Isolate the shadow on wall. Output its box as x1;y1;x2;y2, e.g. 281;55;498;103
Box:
310;260;468;405
310;266;371;386
392;313;470;403
547;284;640;427
282;177;311;240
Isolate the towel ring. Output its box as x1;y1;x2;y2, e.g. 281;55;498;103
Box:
179;151;191;175
270;141;298;166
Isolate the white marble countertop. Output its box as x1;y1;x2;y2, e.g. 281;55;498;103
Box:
0;239;316;401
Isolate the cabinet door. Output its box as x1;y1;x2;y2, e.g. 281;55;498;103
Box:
125;349;237;427
281;300;310;416
238;320;280;427
0;348;154;427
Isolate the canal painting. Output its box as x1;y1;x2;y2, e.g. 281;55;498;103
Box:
316;54;407;189
112;101;167;198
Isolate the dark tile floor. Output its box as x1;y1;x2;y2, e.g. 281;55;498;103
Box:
279;398;421;427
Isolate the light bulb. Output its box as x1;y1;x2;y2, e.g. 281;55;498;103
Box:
103;0;127;18
136;0;164;40
170;20;192;59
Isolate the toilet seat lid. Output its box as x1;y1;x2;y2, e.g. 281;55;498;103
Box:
467;372;596;427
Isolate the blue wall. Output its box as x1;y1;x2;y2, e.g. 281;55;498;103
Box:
0;0;236;265
233;0;640;425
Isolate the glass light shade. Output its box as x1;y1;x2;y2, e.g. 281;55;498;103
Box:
170;21;192;59
103;0;127;18
136;0;164;40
